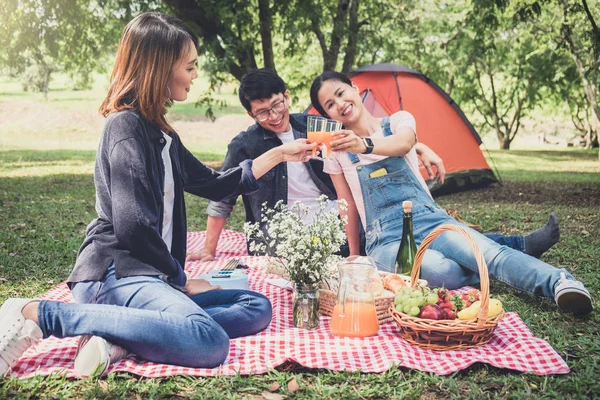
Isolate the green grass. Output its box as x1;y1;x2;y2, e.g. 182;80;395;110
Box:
1;77;600;399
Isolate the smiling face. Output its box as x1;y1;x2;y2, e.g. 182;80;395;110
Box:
248;91;292;134
167;40;198;102
317;80;363;125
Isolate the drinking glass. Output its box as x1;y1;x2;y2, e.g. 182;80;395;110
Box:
307;116;342;159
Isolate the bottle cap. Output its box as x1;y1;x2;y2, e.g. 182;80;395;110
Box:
402;200;412;213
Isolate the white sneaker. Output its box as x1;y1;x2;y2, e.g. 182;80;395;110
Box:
0;298;43;375
74;335;129;376
554;272;593;316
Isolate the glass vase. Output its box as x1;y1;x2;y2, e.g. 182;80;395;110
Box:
292;283;320;329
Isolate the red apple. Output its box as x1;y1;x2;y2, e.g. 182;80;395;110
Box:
419;304;443;320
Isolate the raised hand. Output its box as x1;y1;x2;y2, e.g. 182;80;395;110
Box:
280;139;317;162
330;130;367;154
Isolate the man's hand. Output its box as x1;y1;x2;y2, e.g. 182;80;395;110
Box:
186;248;216;262
279;139;316;162
417;143;446;185
185;278;221;296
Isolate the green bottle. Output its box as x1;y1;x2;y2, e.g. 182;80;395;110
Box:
395;201;418;275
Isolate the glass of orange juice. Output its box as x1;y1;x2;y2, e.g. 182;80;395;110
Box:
307;116;342;159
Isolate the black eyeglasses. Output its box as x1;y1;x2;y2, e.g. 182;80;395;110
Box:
253;99;286;122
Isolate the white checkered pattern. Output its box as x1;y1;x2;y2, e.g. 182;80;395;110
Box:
9;230;569;378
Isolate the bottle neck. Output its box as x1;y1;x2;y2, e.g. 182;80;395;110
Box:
402;212;413;238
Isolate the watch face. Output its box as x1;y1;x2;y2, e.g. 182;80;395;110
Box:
363;137;374;154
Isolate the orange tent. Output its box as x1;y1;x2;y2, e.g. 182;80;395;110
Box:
307;63;498;195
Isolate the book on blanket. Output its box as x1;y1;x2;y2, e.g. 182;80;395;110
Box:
193;259;249;290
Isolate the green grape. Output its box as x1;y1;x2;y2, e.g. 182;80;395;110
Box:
409;306;421;317
426;293;438;305
410;290;422;298
414;296;425;307
403;304;412;314
395;304;404;312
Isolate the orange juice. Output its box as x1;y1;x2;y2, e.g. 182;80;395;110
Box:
330;302;379;337
307;131;324;156
320;132;334;157
307;131;336;157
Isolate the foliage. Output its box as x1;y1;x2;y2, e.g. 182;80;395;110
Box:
244;197;348;286
19;50;56;98
0;0;135;96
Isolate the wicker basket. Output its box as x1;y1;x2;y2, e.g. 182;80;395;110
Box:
389;224;504;350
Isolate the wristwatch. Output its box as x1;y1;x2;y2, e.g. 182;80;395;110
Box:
362;137;374;154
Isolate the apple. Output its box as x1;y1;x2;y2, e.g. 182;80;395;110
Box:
418;304;443;320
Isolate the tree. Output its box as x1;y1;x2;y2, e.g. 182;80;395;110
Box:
447;2;557;149
0;0;126;99
559;0;600;156
478;0;600;156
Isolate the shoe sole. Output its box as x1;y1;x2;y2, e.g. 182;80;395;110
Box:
556;290;593;316
74;336;109;376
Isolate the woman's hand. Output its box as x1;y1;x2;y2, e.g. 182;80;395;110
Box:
279;139;317;162
330;130;367;154
185;278;221;296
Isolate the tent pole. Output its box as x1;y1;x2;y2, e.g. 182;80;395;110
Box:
393;71;404;110
482;142;503;186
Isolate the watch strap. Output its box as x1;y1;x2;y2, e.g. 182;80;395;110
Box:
362;137;374;154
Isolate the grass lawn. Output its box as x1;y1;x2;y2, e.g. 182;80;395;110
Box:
1;76;600;398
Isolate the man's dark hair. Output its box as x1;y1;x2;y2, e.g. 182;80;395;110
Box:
238;68;286;112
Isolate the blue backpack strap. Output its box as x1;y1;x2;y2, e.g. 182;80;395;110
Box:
347;117;392;163
347;152;360;164
381;117;392;137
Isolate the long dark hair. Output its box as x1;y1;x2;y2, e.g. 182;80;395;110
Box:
309;71;353;118
100;12;198;132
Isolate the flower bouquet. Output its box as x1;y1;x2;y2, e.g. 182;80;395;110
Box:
245;196;347;329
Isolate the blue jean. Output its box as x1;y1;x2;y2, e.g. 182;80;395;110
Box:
36;266;272;368
485;233;524;252
369;208;570;299
351;118;571;300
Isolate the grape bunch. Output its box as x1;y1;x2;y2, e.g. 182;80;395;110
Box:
393;286;438;317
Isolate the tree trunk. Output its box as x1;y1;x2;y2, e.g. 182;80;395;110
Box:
341;0;360;73
562;2;600;158
501;137;511;150
323;0;351;71
257;0;276;71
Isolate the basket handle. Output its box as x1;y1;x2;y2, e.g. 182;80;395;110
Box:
409;224;490;326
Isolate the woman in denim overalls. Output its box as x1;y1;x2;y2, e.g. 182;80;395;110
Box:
309;71;592;316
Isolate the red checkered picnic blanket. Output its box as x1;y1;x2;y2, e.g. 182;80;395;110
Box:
10;230;569;378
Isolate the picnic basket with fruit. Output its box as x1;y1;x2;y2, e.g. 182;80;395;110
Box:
389;224;505;350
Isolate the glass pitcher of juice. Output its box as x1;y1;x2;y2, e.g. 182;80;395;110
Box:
330;257;380;337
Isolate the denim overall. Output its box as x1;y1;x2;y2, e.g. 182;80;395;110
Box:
348;118;570;299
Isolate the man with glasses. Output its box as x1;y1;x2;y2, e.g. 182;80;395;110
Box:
187;68;560;262
188;68;340;261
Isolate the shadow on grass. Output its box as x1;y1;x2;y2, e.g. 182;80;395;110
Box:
488;148;599;161
0;149;225;164
0;149;97;163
